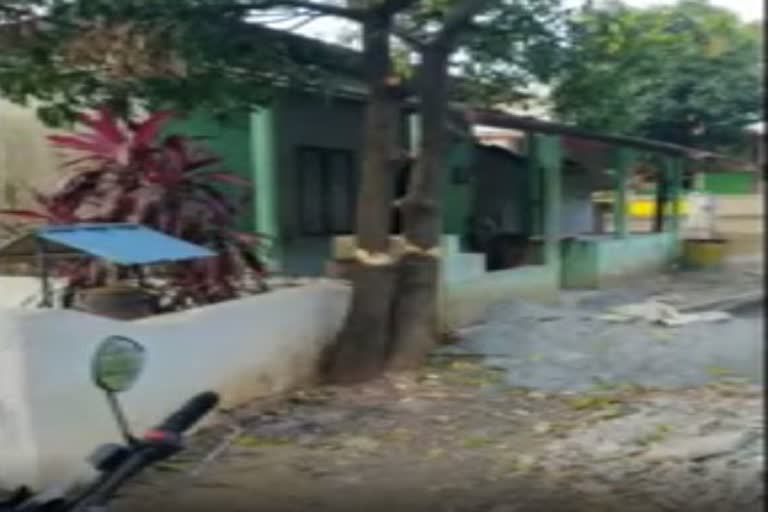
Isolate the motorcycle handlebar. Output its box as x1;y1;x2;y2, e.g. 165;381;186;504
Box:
154;392;219;435
5;392;221;512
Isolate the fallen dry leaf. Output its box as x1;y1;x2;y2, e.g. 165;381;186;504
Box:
341;436;381;452
462;436;495;449
425;448;446;459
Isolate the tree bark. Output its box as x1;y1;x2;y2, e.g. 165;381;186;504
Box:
328;0;491;378
388;45;451;370
324;12;402;383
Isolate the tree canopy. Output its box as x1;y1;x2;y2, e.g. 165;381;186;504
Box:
551;0;763;153
0;0;566;124
0;1;346;124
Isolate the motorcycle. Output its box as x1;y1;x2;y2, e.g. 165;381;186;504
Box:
0;335;220;512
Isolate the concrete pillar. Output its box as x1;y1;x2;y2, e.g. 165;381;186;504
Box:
251;105;282;269
530;134;562;267
693;172;705;192
612;148;631;238
408;112;421;154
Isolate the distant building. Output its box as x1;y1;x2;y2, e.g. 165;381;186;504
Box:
746;121;765;168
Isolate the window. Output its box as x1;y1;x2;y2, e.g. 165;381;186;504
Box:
297;147;357;235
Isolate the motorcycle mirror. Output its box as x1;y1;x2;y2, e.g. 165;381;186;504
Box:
91;336;146;444
91;336;146;393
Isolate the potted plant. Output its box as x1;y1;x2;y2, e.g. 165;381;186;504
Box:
0;108;267;317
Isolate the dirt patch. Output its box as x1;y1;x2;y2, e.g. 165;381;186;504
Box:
113;361;763;512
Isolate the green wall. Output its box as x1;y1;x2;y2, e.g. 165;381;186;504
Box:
561;233;679;289
273;91;367;276
166;98;474;277
164;112;254;230
701;172;756;195
560;240;599;289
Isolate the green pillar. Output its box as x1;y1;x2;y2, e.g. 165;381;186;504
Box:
530;134;562;267
693;172;705;192
251;105;282;269
667;157;684;234
524;134;542;236
652;157;667;233
443;137;473;237
612;148;632;238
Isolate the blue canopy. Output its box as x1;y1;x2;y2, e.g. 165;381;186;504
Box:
0;223;215;265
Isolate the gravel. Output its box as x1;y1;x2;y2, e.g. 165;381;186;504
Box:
435;268;765;510
440;269;763;392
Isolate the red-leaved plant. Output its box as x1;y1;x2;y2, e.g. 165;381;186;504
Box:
0;107;267;310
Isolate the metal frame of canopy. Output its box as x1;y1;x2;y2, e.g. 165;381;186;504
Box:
0;223;215;308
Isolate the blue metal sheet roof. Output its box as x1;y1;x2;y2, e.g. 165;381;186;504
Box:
36;223;215;265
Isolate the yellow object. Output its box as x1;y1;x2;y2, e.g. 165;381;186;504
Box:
682;239;727;268
591;193;690;218
629;199;689;218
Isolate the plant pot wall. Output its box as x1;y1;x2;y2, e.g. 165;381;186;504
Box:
682;238;728;269
75;286;157;320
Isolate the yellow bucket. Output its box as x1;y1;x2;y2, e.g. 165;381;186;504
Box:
682;238;728;269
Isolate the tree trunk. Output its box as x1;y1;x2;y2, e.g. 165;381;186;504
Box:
388;45;451;370
324;13;402;383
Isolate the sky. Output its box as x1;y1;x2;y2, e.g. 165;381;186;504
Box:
287;0;763;43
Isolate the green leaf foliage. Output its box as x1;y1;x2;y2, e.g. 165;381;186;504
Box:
0;0;361;124
449;0;568;105
551;0;762;152
0;1;570;123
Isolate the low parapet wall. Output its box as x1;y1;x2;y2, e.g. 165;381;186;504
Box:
0;281;350;490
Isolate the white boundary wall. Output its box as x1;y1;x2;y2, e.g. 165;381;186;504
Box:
0;281;349;490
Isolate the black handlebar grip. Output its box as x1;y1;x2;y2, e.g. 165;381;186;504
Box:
156;391;220;434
